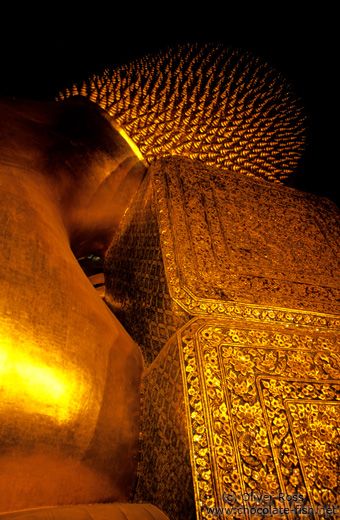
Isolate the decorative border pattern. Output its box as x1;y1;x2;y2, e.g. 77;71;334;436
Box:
178;317;340;519
152;157;340;325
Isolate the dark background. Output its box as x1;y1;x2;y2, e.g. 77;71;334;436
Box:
1;8;337;207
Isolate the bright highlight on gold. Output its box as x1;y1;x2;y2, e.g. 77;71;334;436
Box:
0;94;145;512
111;119;148;166
0;338;79;423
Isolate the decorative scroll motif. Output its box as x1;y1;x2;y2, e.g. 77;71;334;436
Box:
153;156;340;319
178;317;340;519
287;401;340;510
134;337;195;520
103;157;340;518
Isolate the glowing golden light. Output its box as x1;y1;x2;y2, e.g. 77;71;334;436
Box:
0;337;79;423
0;43;336;519
111;119;148;166
0;93;146;511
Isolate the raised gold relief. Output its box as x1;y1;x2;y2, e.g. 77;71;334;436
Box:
152;157;340;317
105;156;340;366
105;156;340;519
178;318;340;519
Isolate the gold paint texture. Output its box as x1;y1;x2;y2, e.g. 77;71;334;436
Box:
105;156;340;360
0;43;336;518
104;167;188;366
0;96;146;512
104;156;340;519
59;43;306;183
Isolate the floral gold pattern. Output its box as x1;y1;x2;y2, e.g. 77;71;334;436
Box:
134;337;196;519
105;157;340;368
104;156;340;519
152;157;340;318
177;317;340;519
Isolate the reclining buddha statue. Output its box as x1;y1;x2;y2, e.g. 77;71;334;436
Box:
1;43;339;519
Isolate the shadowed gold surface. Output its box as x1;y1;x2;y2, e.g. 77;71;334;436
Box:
134;337;196;520
0;503;169;519
59;43;306;183
0;96;147;512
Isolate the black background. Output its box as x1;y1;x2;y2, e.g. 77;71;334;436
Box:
1;7;337;207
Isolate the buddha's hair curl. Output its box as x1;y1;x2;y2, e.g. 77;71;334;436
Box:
59;42;307;183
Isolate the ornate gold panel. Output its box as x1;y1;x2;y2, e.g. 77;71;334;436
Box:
105;156;340;367
177;317;340;519
104;156;340;519
104;167;188;366
151;157;340;316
